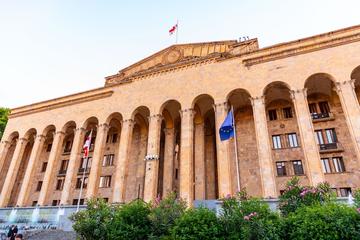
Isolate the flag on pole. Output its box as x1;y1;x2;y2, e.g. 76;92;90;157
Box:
169;23;178;35
83;130;93;158
219;109;234;141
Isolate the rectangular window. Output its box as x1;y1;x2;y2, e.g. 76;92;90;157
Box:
325;128;337;144
276;161;287;176
321;158;331;173
46;143;52;152
308;103;317;114
76;177;88;189
292;160;304;175
331;188;338;196
60;160;69;173
283;107;293;118
80;157;92;170
332;157;345;173
268;109;277;121
175;168;179;180
32;201;38;206
340;188;352;197
72;199;85;205
319;101;330;114
56;178;64;190
315;130;324;145
103;198;109;203
41;162;48;172
112;133;118;143
52;200;60;206
272;135;282;149
99;176;112;188
64;141;72;153
36;181;43;191
287;133;299;148
102;154;114;167
106;134;110;143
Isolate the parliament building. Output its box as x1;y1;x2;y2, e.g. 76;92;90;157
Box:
1;25;360;207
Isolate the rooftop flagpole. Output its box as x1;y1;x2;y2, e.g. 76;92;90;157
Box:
231;105;241;192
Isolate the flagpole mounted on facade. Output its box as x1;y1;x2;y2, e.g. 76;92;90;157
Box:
231;105;241;193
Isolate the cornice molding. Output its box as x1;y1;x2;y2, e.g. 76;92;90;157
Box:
9;90;114;119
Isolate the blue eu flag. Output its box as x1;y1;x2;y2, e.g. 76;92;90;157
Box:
219;109;234;141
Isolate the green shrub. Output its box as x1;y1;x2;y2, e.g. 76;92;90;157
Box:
354;189;360;208
220;190;280;240
70;198;112;240
108;199;151;240
149;192;187;239
171;207;223;240
278;177;334;216
282;203;360;240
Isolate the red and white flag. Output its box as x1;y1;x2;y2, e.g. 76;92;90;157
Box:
83;130;93;158
169;23;178;35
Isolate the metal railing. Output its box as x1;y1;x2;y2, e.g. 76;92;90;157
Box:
311;112;331;120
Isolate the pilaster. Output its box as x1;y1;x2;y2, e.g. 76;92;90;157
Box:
86;123;110;199
162;128;175;196
213;102;233;197
17;134;46;206
290;89;324;185
0;141;11;174
143;114;163;202
38;131;65;205
179;108;195;205
112;119;134;203
194;121;206;200
250;96;277;198
0;137;28;207
60;127;86;205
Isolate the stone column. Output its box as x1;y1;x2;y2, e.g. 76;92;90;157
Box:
112;119;134;203
214;102;233;197
179;108;195;205
86;124;110;199
194;121;206;200
17;134;46;206
334;80;360;161
60;127;86;205
290;89;324;185
143;114;162;202
250;97;277;198
0;141;11;173
38;131;65;205
0;137;28;207
162;128;175;196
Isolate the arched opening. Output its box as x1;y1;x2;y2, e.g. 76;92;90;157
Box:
305;73;359;195
226;89;262;196
68;117;99;205
263;82;307;193
27;125;56;206
158;100;181;199
192;94;218;200
124;106;150;202
351;66;360;104
8;128;37;207
97;113;123;203
0;132;19;192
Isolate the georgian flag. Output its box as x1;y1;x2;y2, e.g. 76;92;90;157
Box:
169;23;178;35
83;130;93;158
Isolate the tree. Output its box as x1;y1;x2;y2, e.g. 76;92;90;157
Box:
0;107;10;140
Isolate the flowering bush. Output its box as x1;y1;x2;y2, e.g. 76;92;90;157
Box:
220;190;281;240
148;192;187;239
353;189;360;208
278;177;333;216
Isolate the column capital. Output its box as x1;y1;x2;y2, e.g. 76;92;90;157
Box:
179;108;196;119
249;96;265;106
213;102;228;112
36;134;46;141
18;137;29;144
55;131;66;136
148;114;163;122
334;80;356;93
289;88;307;100
98;123;110;130
121;119;135;128
74;127;86;133
0;140;10;146
163;127;175;135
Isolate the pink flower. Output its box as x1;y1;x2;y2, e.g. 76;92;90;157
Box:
357;208;360;214
225;194;232;199
244;216;250;221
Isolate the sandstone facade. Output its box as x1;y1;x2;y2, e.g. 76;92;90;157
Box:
1;25;360;207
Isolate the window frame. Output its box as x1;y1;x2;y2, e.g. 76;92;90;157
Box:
276;161;287;176
272;135;282;149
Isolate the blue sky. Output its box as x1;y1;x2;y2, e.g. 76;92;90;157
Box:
1;0;360;108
